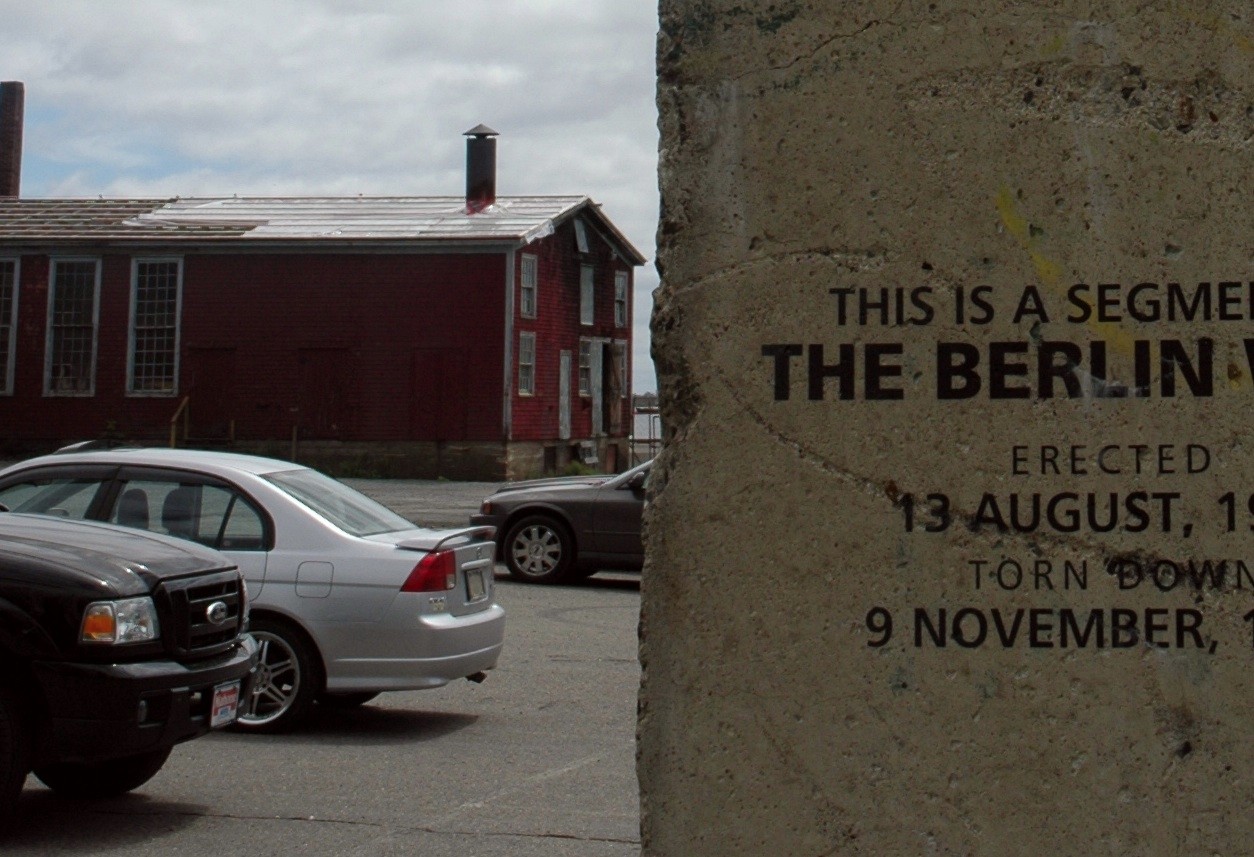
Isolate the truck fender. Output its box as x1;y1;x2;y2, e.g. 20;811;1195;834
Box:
0;598;59;661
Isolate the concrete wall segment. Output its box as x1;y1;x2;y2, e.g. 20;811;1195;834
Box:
644;0;1252;854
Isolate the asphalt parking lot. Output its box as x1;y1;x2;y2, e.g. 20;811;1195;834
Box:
2;478;643;855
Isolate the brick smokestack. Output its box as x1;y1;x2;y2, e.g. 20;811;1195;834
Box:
464;124;498;214
0;82;23;199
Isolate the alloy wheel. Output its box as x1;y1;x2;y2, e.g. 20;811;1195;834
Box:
241;630;301;727
512;523;562;576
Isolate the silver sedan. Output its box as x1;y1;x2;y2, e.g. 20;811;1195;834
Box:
0;448;505;733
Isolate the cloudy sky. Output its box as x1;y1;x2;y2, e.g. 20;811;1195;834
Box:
1;0;662;391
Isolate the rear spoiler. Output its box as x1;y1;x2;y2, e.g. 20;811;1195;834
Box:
394;526;495;553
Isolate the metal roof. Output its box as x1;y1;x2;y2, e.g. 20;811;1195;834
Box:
0;195;646;262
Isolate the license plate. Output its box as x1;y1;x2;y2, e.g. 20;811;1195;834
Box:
210;680;241;728
466;568;486;601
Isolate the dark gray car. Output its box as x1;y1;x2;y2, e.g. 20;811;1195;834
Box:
470;460;649;584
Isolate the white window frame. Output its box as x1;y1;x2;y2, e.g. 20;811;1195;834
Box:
580;264;594;326
0;258;17;396
44;257;101;397
520;254;538;319
578;338;592;397
614;270;628;328
127;257;183;397
573;218;590;254
518;331;536;396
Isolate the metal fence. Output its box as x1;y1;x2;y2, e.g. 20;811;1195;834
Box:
630;402;662;465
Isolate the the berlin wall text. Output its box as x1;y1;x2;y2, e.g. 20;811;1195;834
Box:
758;275;1254;657
762;281;1254;401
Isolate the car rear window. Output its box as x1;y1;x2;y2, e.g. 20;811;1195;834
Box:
263;469;414;537
0;477;103;520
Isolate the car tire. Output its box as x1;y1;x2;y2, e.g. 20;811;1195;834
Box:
0;685;28;823
234;618;320;733
504;515;576;584
33;747;171;799
317;692;379;709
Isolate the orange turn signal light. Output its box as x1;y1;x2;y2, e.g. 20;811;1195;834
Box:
81;605;117;642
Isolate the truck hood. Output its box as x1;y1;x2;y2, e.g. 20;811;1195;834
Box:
0;514;236;597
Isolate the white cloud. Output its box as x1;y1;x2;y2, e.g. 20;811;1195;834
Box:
0;0;660;389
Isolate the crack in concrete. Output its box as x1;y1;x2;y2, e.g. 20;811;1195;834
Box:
37;805;640;846
907;59;1253;151
732;0;909;81
427;751;618;829
660;247;890;303
716;367;1209;570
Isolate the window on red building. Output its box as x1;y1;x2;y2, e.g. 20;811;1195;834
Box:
46;259;100;396
518;331;536;396
520;254;538;318
128;258;182;396
580;265;594;326
578;339;591;396
614;271;628;328
574;218;590;254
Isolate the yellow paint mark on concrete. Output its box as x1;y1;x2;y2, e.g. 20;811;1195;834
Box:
1175;3;1254;54
1042;33;1066;56
995;186;1135;353
994;188;1064;286
1226;344;1247;390
998;188;1249;392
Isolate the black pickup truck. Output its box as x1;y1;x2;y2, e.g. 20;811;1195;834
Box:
0;513;258;821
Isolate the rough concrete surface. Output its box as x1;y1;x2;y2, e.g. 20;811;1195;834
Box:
642;2;1253;854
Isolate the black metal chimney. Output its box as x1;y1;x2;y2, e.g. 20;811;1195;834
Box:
464;124;498;214
0;82;23;199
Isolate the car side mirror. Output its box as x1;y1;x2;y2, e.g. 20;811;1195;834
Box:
626;472;647;491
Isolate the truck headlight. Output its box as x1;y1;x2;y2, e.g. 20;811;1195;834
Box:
81;597;160;644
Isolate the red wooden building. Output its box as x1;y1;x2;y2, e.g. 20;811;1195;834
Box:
0;88;644;479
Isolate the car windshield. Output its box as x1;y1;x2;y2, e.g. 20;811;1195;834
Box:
263;469;415;537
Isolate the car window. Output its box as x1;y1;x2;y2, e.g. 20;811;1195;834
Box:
197;486;268;551
0;477;105;520
112;478;268;552
264;468;414;537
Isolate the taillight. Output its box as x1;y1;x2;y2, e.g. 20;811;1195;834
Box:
401;550;457;592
